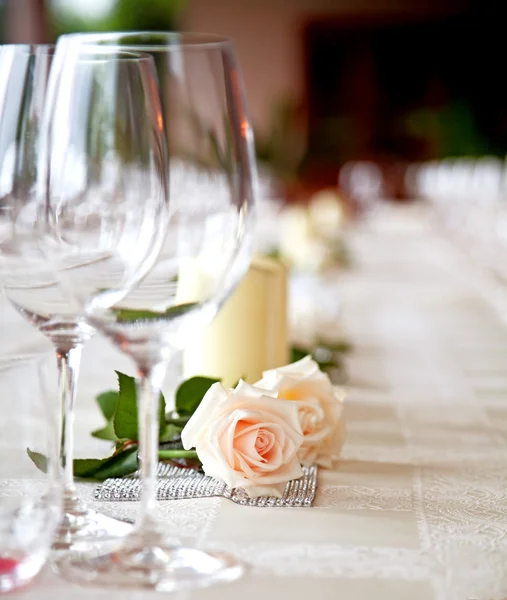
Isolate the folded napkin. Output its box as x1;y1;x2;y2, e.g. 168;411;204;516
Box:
94;462;318;507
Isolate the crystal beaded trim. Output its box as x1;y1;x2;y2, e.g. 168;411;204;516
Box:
94;463;318;507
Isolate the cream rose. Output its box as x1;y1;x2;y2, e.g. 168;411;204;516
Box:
255;356;346;468
181;380;304;498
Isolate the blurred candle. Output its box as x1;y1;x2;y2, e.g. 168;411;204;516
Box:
182;255;289;386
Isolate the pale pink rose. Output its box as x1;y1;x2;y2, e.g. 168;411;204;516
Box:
255;355;346;468
181;380;304;498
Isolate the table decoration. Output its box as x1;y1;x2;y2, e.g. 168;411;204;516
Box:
182;255;289;386
94;462;318;507
181;254;352;388
30;356;346;506
274;192;351;274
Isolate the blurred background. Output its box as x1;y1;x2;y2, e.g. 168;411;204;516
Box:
0;0;506;208
3;0;507;371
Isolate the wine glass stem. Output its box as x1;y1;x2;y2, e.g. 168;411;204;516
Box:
136;361;168;531
56;343;83;495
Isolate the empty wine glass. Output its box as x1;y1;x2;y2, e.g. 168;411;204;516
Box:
0;44;167;548
0;352;60;592
40;32;256;591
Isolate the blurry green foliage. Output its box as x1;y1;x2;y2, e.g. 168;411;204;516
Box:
404;100;489;159
49;0;185;39
255;97;307;184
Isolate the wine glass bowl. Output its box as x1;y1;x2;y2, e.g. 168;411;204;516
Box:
48;35;255;351
0;45;79;337
41;47;170;316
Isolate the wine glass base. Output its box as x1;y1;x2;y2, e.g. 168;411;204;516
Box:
0;550;46;593
53;542;246;591
52;495;132;550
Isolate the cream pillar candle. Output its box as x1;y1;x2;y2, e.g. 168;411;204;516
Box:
182;255;289;386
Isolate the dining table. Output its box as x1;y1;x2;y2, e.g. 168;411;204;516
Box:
2;202;507;600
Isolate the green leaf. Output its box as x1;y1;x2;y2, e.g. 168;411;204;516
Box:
290;346;307;363
316;360;337;371
94;446;138;480
175;376;220;417
26;448;48;473
112;302;198;323
92;390;121;441
291;341;351;367
91;421;119;442
113;371;138;440
72;447;139;481
113;371;169;441
159;390;166;435
96;391;119;421
290;344;346;374
73;457;107;478
316;339;353;354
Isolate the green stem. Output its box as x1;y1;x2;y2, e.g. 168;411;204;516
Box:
158;449;199;460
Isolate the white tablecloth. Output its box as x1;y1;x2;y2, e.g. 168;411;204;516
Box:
3;204;507;600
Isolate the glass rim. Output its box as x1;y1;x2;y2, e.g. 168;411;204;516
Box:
59;31;234;52
0;43;55;54
62;46;157;64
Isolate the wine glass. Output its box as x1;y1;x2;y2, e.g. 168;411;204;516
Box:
0;44;167;548
40;32;256;590
0;352;61;592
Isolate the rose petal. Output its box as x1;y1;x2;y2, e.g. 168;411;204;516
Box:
233;425;262;460
256;430;275;455
247;457;303;485
234;428;285;472
234;451;257;478
234;380;277;400
218;418;237;469
233;424;278;466
280;435;296;463
298;400;325;434
261;440;283;467
181;382;229;449
230;406;303;439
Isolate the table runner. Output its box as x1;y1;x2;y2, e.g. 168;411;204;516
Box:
3;203;507;600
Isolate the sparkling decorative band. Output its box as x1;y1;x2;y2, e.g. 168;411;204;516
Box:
94;463;318;507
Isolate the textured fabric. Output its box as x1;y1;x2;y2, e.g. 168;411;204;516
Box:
2;204;507;600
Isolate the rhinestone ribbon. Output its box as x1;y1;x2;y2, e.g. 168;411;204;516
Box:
94;463;318;507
